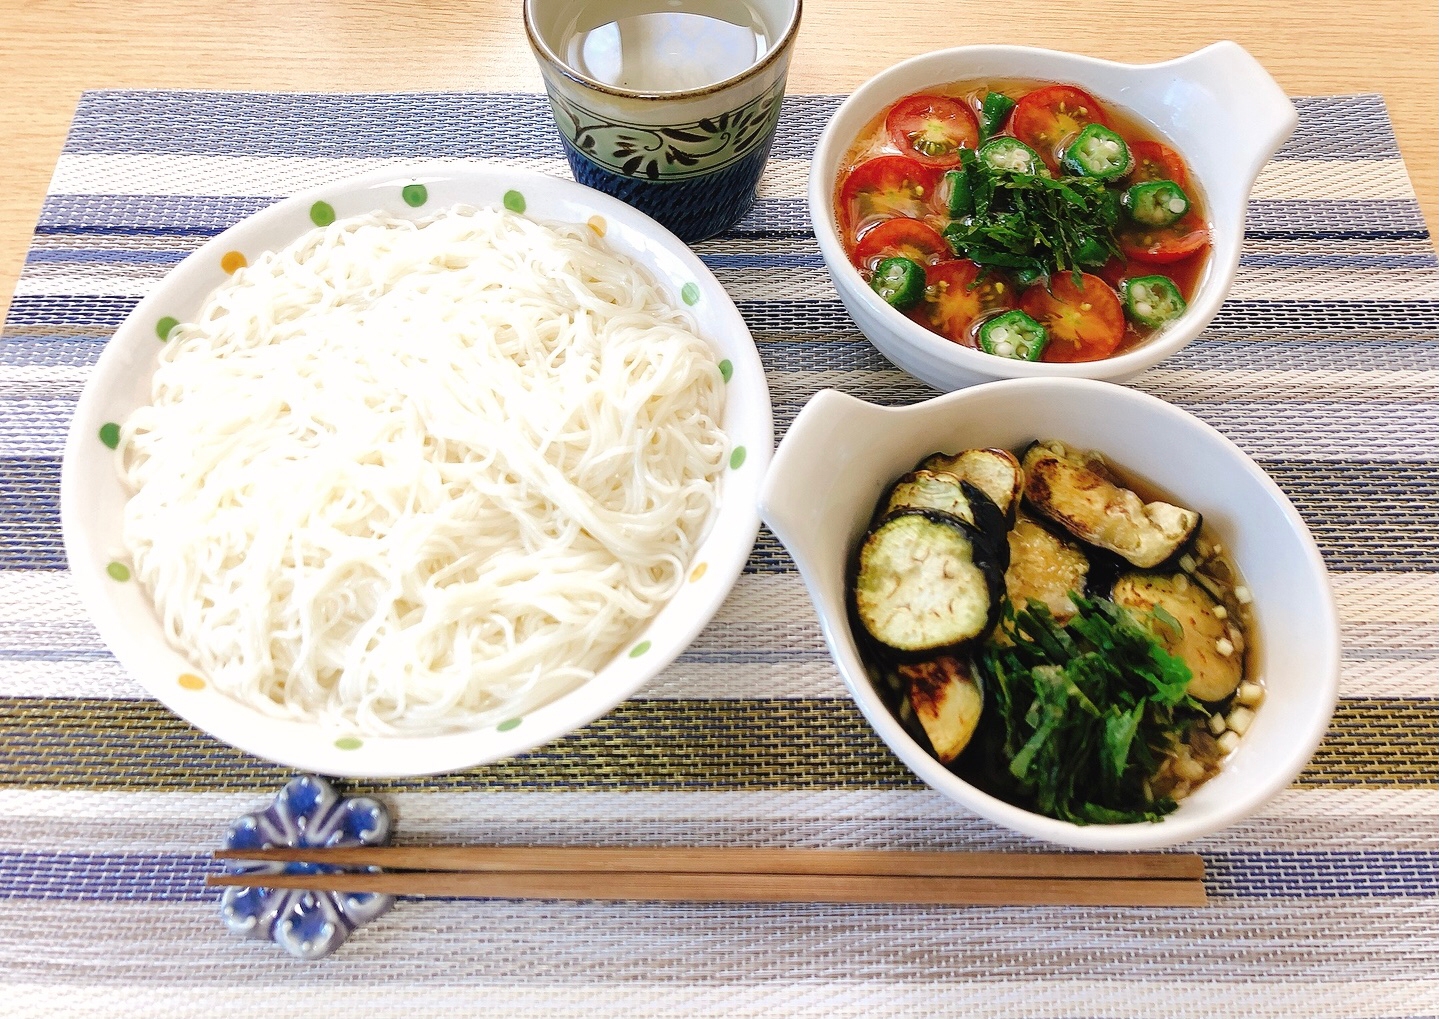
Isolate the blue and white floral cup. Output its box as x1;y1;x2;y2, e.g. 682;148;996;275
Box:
524;0;802;241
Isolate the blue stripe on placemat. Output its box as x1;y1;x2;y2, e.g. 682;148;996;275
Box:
1287;94;1402;159
0;649;113;661
35;194;1434;242
60;91;567;160
37;195;277;234
49;92;1400;162
0;849;1433;901
10;331;1439;374
729;298;1439;336
11;293;1439;333
0;337;111;369
2;295;140;328
1246;199;1430;234
47;90;838;161
24;249;187;267
22;245;1439;273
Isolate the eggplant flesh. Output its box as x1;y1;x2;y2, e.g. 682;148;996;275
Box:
1004;513;1090;622
1021;441;1199;569
1112;571;1244;702
920;448;1023;517
884;470;976;523
853;511;1004;655
901;655;984;764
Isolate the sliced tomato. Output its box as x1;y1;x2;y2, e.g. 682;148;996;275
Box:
1118;213;1211;264
838;156;943;237
1020;272;1126;363
913;261;1015;345
852;218;951;269
1010;85;1110;170
1127;140;1190;188
886;94;980;167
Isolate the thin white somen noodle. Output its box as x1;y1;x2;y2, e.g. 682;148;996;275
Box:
118;206;727;734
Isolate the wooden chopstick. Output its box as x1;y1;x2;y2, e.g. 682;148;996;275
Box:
207;847;1207;906
205;869;1206;907
212;846;1204;881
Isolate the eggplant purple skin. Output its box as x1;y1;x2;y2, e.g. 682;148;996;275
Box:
918;448;1024;522
875;473;1011;571
848;508;1009;662
958;480;1010;572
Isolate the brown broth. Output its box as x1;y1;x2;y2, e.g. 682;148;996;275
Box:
836;79;1212;361
1054;444;1259;803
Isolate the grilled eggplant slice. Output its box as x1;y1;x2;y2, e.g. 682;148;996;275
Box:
885;473;1010;565
1112;572;1244;702
1004;513;1090;622
869;660;932;750
1022;441;1199;568
853;511;1005;655
919;448;1023;517
901;655;984;764
884;470;975;522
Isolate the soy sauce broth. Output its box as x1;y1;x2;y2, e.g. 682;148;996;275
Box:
835;79;1212;361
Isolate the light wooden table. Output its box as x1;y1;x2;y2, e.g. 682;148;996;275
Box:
1;0;1435;322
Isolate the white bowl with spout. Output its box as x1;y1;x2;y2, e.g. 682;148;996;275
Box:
757;381;1339;849
810;42;1297;390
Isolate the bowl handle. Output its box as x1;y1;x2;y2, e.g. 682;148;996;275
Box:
1157;41;1298;187
757;389;890;579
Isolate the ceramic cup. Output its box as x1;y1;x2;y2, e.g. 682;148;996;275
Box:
524;0;802;241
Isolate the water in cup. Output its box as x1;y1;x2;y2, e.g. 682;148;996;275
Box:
559;0;771;93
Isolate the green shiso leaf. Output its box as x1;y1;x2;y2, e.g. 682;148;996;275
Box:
942;148;1123;280
976;594;1201;825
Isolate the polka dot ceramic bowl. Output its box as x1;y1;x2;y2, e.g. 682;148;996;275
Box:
61;164;773;778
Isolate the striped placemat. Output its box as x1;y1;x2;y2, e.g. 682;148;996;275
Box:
1;90;1437;1018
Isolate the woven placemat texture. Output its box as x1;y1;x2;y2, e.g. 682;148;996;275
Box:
0;90;1437;1018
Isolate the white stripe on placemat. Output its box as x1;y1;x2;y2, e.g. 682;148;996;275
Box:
0;651;1429;702
0;569;1427;696
0;787;1433;854
2;976;1436;1019
46;153;1421;204
1;901;1437;1002
0;570;1432;700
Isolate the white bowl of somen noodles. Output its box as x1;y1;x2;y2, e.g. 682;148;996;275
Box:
62;165;772;777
